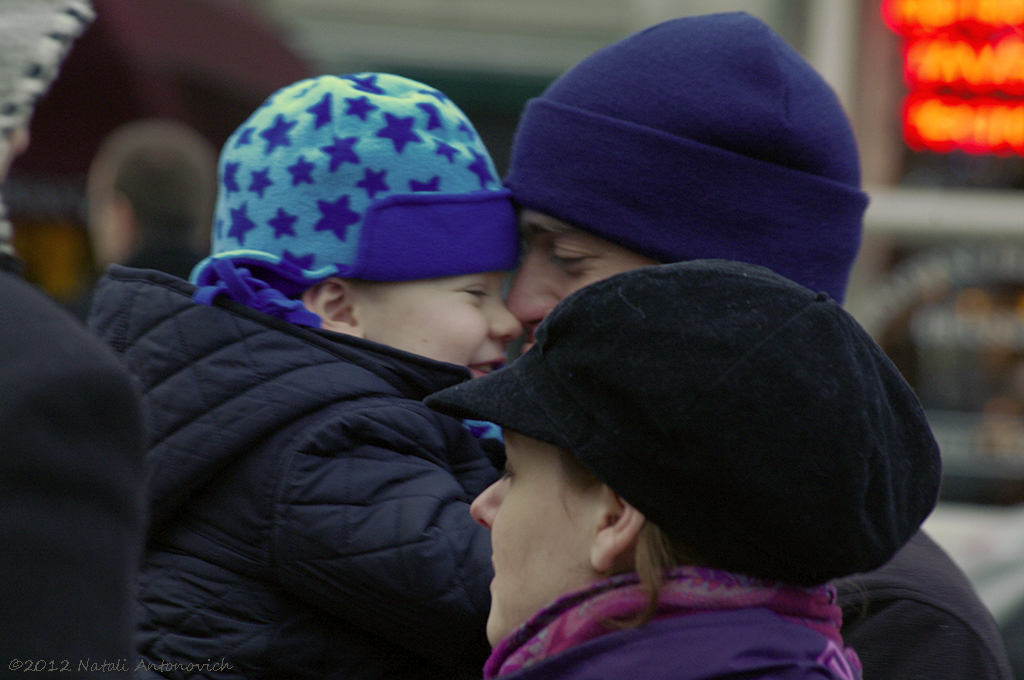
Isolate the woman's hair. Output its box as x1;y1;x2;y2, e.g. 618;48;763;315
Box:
556;447;699;627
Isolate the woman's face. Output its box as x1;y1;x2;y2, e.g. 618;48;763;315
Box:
470;431;609;645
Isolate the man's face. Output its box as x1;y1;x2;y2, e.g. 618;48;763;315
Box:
506;210;658;351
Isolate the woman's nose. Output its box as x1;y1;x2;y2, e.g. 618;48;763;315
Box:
470;478;504;529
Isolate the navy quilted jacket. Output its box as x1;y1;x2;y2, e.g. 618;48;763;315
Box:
88;266;497;680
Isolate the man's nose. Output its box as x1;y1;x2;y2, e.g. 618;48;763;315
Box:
506;256;558;331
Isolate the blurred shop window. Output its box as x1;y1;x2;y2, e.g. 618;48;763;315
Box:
862;244;1024;506
10;217;92;303
862;3;1024;504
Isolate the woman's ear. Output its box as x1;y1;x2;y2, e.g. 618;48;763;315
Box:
590;491;645;575
302;277;363;337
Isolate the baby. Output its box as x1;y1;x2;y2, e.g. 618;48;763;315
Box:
88;73;520;679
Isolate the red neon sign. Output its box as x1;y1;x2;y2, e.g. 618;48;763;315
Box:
904;93;1024;154
884;0;1024;34
905;35;1024;94
882;0;1024;155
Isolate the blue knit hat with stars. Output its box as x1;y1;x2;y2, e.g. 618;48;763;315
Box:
190;73;518;325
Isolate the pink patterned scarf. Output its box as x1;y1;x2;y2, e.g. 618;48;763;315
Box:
484;565;862;678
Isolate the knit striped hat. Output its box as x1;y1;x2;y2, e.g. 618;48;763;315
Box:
0;0;94;257
190;73;518;322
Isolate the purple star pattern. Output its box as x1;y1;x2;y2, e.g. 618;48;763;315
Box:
212;75;514;282
287;156;316;186
234;127;254;147
356;168;389;198
283;250;315;270
268;208;298;238
343;74;385;94
314;195;360;241
260;114;297;154
417;103;442;130
467;149;494;188
417;88;448;103
435;141;459;163
321;136;360;172
223;162;241;192
410;176;441;192
307;93;333;129
227;204;257;245
290;83;316;99
345;96;377;121
248;168;273;198
376;113;421;153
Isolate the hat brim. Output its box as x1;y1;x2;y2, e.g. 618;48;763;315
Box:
425;350;570;451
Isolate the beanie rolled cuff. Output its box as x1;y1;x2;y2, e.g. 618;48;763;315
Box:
505;99;869;302
193;189;519;294
346;188;520;281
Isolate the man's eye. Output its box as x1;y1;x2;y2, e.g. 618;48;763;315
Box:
551;253;586;268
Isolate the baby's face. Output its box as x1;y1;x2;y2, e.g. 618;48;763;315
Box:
356;272;521;375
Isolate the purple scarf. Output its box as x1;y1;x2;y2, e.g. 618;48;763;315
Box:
192;259;322;328
484;566;862;678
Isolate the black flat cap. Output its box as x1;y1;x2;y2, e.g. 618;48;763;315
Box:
426;259;941;586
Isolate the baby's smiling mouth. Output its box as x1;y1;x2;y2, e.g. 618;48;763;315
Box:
469;360;504;378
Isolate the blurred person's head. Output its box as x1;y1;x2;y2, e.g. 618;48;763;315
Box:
504;12;869;348
0;0;94;259
427;260;941;647
189;73;521;373
86;118;217;271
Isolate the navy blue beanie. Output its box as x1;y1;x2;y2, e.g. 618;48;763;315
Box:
505;12;869;302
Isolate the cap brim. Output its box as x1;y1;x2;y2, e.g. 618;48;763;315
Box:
425;350;570;450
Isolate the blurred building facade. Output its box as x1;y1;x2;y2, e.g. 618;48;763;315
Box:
255;0;816;174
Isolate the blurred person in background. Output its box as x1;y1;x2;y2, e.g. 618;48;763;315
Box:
69;117;216;318
0;0;145;672
500;12;1014;680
